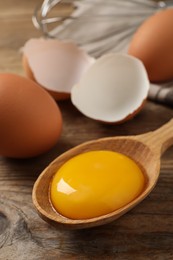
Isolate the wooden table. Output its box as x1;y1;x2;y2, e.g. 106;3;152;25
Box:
0;1;173;259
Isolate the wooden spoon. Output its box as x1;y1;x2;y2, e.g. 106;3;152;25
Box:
32;119;173;229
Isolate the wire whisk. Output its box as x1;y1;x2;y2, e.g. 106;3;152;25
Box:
32;0;173;38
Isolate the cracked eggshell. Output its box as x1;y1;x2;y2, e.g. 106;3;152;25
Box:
71;53;149;124
22;38;95;100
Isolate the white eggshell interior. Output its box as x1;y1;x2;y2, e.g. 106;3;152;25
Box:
23;38;95;93
71;53;149;123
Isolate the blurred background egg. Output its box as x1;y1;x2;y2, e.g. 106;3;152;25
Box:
128;8;173;83
22;38;94;100
0;74;62;158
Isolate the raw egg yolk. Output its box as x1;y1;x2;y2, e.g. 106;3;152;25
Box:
50;150;145;219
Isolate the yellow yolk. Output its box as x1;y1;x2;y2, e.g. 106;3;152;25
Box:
50;150;145;219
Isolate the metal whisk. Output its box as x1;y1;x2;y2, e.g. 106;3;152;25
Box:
32;0;173;38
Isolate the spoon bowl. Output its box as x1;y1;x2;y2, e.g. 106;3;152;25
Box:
32;119;173;229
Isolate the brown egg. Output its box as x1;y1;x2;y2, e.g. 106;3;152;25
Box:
0;73;62;158
128;9;173;82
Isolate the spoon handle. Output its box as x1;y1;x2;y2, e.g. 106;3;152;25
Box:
137;119;173;155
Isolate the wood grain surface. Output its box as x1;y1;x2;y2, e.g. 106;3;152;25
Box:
0;0;173;259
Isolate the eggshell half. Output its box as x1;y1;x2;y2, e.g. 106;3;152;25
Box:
0;73;62;158
128;8;173;82
22;38;95;100
71;53;149;124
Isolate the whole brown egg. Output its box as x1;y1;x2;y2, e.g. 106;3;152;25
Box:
0;74;62;158
128;9;173;82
